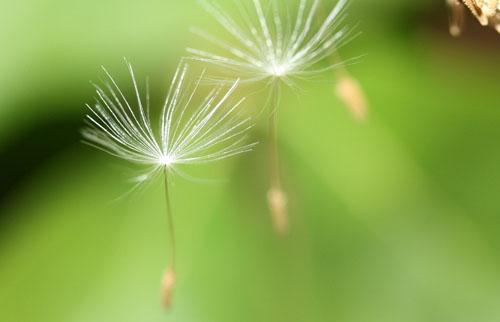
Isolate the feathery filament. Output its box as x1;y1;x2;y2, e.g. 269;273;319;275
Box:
82;60;257;308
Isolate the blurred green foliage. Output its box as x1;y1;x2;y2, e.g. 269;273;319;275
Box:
1;0;500;321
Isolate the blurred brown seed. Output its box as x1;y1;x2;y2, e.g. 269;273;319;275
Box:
447;0;466;36
335;75;369;121
268;188;289;235
161;267;176;309
447;0;500;34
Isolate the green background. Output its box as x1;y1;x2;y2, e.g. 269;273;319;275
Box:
1;0;500;321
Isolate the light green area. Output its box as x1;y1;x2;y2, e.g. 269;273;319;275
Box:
1;0;500;321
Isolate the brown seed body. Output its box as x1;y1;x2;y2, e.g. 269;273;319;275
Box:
268;188;289;235
335;75;369;122
161;268;176;309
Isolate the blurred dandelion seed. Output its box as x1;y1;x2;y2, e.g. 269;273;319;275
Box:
314;1;369;121
189;0;354;234
188;0;352;84
335;72;368;121
447;0;500;36
82;60;257;308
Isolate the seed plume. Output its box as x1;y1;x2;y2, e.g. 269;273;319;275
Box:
82;60;256;308
189;0;354;234
188;0;352;85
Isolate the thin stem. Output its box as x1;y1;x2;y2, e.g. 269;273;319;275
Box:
161;166;177;309
268;82;281;191
163;166;176;269
267;80;288;235
317;1;368;121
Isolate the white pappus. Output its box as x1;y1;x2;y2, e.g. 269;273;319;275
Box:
188;0;353;87
81;60;257;309
82;60;257;183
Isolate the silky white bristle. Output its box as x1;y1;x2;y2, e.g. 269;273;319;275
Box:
82;60;257;181
188;0;351;84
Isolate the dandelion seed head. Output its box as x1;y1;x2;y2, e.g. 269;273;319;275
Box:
82;60;257;185
188;0;354;84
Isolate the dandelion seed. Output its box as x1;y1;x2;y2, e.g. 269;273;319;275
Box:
161;267;176;309
447;0;466;36
325;49;369;121
335;73;368;121
267;187;288;235
188;0;352;84
189;0;354;234
82;60;257;308
447;0;500;35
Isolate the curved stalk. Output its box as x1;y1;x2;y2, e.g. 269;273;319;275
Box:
161;166;176;309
